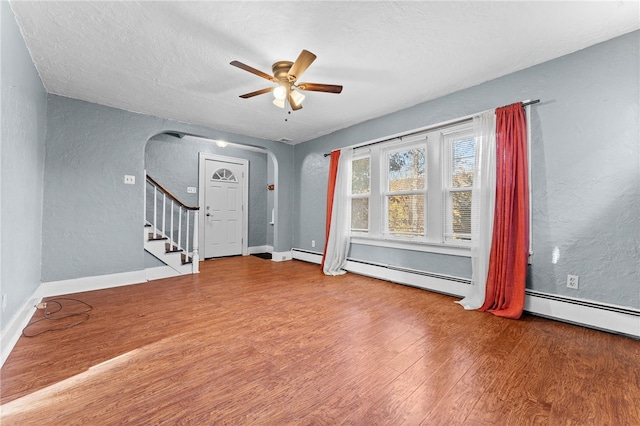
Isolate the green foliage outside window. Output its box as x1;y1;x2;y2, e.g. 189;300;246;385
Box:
387;148;425;236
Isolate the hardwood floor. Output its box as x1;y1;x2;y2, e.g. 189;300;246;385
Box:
1;256;638;425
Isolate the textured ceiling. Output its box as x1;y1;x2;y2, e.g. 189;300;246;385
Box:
10;1;640;144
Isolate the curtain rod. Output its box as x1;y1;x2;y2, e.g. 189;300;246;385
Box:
323;99;540;157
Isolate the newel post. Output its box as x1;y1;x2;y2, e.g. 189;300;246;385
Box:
192;210;200;273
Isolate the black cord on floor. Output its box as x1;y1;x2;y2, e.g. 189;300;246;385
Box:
22;298;93;337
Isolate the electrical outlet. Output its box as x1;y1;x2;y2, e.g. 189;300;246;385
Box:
124;175;136;185
311;240;316;248
567;274;579;289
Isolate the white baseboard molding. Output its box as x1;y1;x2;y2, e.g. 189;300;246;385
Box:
2;269;150;367
145;266;180;281
248;245;274;254
40;270;148;298
290;248;640;338
1;289;42;367
271;251;292;262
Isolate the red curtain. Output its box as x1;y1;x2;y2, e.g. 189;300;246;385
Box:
479;103;529;319
321;150;341;269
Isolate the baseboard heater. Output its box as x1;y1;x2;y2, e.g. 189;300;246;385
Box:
291;248;322;257
292;248;467;283
524;289;640;339
525;289;640;316
345;258;471;297
291;248;470;297
291;248;639;338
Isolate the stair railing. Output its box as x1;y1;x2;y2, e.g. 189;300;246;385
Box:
145;172;199;273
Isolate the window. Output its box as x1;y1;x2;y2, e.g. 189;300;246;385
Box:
351;156;370;232
349;121;477;254
211;168;237;182
444;129;476;243
385;145;426;237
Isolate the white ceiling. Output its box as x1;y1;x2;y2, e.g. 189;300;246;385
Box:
10;1;639;145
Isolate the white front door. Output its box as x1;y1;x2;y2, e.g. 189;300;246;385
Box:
204;159;244;258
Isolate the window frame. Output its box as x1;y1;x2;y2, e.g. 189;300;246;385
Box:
382;140;427;239
350;154;371;234
348;121;476;257
442;126;477;245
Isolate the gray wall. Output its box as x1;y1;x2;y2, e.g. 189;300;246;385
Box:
0;2;48;334
41;95;294;283
145;133;268;249
2;0;637;338
293;31;640;309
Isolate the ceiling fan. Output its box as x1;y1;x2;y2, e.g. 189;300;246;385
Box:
230;50;343;111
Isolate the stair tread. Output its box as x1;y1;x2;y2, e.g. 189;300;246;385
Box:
144;221;194;272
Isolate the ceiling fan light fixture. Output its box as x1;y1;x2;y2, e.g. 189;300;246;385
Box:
231;50;342;112
290;89;305;107
273;85;287;100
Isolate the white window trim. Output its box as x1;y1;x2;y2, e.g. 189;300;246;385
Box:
350;153;372;233
442;126;476;244
348;120;475;257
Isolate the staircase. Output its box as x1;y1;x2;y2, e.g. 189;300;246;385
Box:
144;173;199;276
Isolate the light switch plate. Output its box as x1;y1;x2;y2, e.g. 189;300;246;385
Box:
187;186;197;194
124;175;135;185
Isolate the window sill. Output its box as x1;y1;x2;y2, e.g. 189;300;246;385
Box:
350;236;471;257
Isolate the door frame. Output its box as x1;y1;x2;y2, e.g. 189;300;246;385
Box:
198;152;249;258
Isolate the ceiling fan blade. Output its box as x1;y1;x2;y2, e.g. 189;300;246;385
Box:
288;92;303;111
287;50;317;81
239;87;274;99
230;60;275;82
297;82;343;94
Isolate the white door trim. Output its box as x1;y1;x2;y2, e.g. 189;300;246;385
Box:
198;153;249;257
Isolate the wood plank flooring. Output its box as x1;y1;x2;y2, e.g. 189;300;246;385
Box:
1;257;639;425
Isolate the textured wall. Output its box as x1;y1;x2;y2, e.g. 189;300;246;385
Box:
42;97;162;281
41;96;295;282
293;31;639;308
145;134;268;248
348;245;472;279
0;3;48;333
